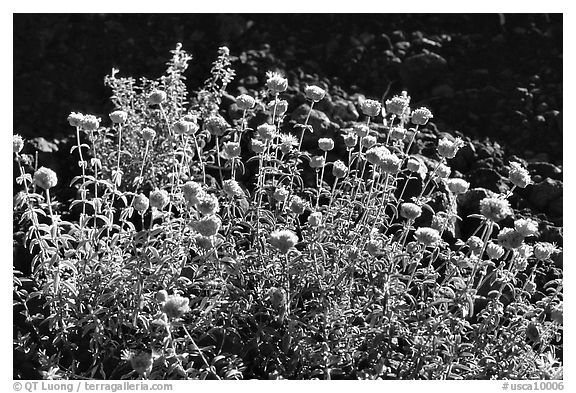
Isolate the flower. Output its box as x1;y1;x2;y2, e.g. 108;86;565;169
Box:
236;94;256;111
127;351;153;377
257;124;277;141
514;218;539;237
365;146;389;165
223;179;244;197
517;244;533;260
389;126;407;141
269;229;298;254
13;134;24;153
307;212;322;227
343;132;358;149
205;115;229;136
360;135;377;148
174;119;198;136
162;294;190;319
182;181;203;206
466;236;484;255
133;194;150;213
195;192;220;215
431;213;450;233
309;155;325;169
360;99;382;117
193;215;222;237
67;112;85;127
156;290;168;303
109;110;128;124
273;187;289;202
279;133;298;154
149;189;170;210
446;178;470;195
289;195;306;215
353;123;370;138
435;163;451;179
142;128;156;142
498;227;525;249
400;203;422;220
80;115;100;131
509;162;532;188
366;239;382;257
332;160;348;178
267;99;289;116
378;153;401;174
266;71;288;94
437;137;464;159
385;94;410;116
318;138;334;151
251;138;266;154
414;227;441;247
411;107;433;125
148;89;167;105
486;242;505;260
268;287;287;309
305;85;326;102
533;242;557;260
480;197;513;222
221;141;241;160
33;167;58;190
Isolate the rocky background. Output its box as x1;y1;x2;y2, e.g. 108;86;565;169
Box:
13;13;562;255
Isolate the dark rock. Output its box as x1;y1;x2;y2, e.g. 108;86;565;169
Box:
30;136;59;153
529;178;563;211
332;97;359;122
468;167;504;193
399;52;448;90
527;162;562;180
290;104;332;133
539;224;563;246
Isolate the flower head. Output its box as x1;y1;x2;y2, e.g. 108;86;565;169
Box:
193;215;222;237
149;188;170;210
221;141;241;160
257;124;277;141
435;163;451;179
182;181;203;206
162;295;190;319
267;99;289;116
343;132;358;149
251;138;266;154
109;110;128;124
305;85;326;102
148;89;167;105
365;146;389;165
400;203;422;221
279;133;298;154
318;138;334;152
411;107;433;125
80;115;100;131
142;128;156;142
360;135;377;149
480;197;513;222
466;236;484;255
222;179;244;198
514;218;539;237
486;242;505;260
389;126;407;141
125;351;153;377
289;195;306;215
385;94;410;116
133;193;150;213
195;192;220;215
360;99;382;117
273;186;289;202
67;112;85;127
498;227;525;249
266;71;288;94
205;115;229;136
174;119;198;136
307;212;322;227
236;94;256;111
414;227;441;247
509;162;532;188
13;134;24;153
156;290;168;303
332;160;348;178
268;287;287;309
353;123;370;138
309;155;325;169
33;167;58;190
533;242;557;260
378;153;402;174
437;137;464;159
269;229;298;254
446;178;470;195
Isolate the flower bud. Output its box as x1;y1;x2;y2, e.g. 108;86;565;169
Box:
67;112;85;127
251;138;266;154
343;132;358;149
414;227;441;247
479;197;512;222
142;128;156;142
81;115;100;131
149;188;170;210
236;94;256;111
267;99;289;116
109;110;128;124
174;119;198;136
353;123;369;138
133;193;150;213
273;187;289;202
446;178;470;195
486;242;505;260
309;155;325;169
304;85;326;102
222;179;244;198
400;203;422;220
318;138;334;152
269;229;298;254
509;162;532;189
13;134;24;153
307;212;322;227
33;167;58;190
148;90;167;105
266;71;288;94
533;242;557;260
466;236;484;255
360;135;377;149
385;95;410;116
437;137;464;159
205;115;229;136
332;160;348;178
257;124;277;141
360;99;382;117
289;195;306;215
389;126;407;141
221;141;241;160
411;107;433;125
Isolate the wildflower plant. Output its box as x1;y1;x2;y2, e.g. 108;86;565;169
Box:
13;43;562;381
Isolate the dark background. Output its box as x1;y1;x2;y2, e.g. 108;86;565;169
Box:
14;14;562;162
